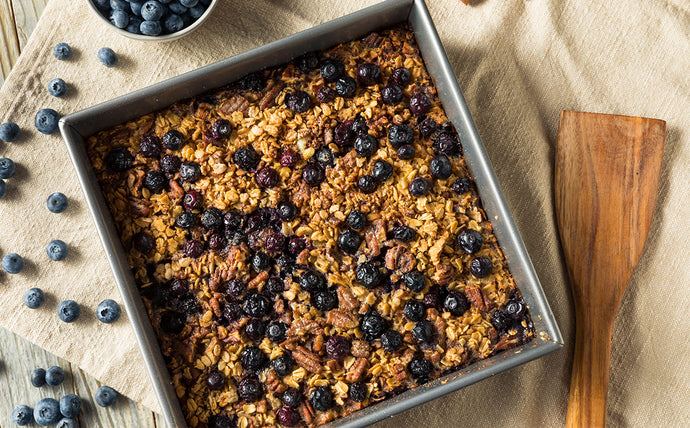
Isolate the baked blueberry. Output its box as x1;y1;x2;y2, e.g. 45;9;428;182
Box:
356;62;381;86
180;161;201;182
162;130;185;150
316;86;337;103
24;288;45;309
46;239;68;261
505;299;526;319
407;357;433;382
470;256;492;278
432;132;460;156
225;279;245;297
207;414;236;428
242;293;270;317
266;277;284;294
181;190;201;211
266;321;287;343
356;262;381;289
12;404;32;426
371;159;393;182
315;147;334;166
234;146;260;172
359;312;387;341
59;394;82;418
310;386;333;412
105;147;133;172
409;177;430;197
403;270;426;293
295;51;319;72
240;72;264;92
302;163;325;187
409;92;431;115
160;154;181;173
391;225;416;242
240;345;267;371
277;201;297;221
57;300;80;323
2;253;24;274
346;210;366;230
335;75;357;97
430;154;452;179
160;310;185;334
272;355;293;377
31;367;46;387
182;239;203;258
320;58;344;82
348;381;368;402
287;236;307;256
211;119;231;140
387;124;413;148
444;291;469;316
223;210;244;231
255;166;279;188
139;136;162;158
265;233;286;253
286;90;311;113
312;290;338;312
299;270;326;293
222;303;243;323
334;121;355;146
237;375;263;402
282;388;301;407
97;47;118;67
96;299;121;323
46;366;65;386
381;84;403;104
143;170;167;193
46;192;68;213
48;78;67;97
94;386;118;407
34;398;61;425
325;335;350;360
175;211;196;228
404;300;426;322
201;207;224;230
251;251;271;272
0;121;20;142
413;321;433;343
35;108;60;134
206;371;226;391
357;175;377;194
391;67;411;86
418;117;439;137
380;330;403;352
397;144;415;160
337;230;361;254
491;310;511;332
354;134;378;157
457;229;483;254
451;177;472;194
53;43;72;60
279;149;299;168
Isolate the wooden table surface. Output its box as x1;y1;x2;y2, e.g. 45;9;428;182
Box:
0;1;164;426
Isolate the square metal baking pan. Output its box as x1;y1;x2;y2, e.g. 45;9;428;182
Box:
59;0;563;426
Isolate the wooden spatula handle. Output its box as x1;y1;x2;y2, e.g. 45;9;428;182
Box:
566;310;613;428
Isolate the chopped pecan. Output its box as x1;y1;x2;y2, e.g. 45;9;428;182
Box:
336;287;359;311
219;95;249;116
298;401;314;425
208;270;226;292
494;336;520;351
259;81;285;110
350;340;370;358
364;32;384;47
296;248;310;265
225;246;244;279
433;264;455;285
345;357;369;382
488;327;499;344
312;334;324;354
266;370;287;394
465;287;493;311
247;271;268;290
364;219;387;257
209;296;222;318
393;364;407;383
323;126;333;146
384;244;416;273
287;319;321;337
293;347;321;373
128;196;150;216
293;182;310;207
274;298;285;315
327;310;358;329
168;179;184;200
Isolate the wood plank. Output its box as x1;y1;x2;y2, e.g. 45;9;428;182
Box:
0;0;22;86
10;0;48;49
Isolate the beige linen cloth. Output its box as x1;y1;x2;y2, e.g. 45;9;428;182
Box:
0;0;688;425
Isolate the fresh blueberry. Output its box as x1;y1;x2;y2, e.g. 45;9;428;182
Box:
164;14;185;34
59;394;81;418
45;366;65;386
31;368;46;387
46;192;68;213
266;321;287;343
11;404;32;425
47;239;68;261
2;253;24;274
34;398;60;425
97;47;118;67
180;0;198;7
0;179;5;198
56;418;77;428
130;0;144;15
57;300;80;323
140;20;162;36
53;43;72;60
0;121;20;142
168;1;187;14
110;10;129;29
0;157;15;178
24;288;45;309
93;0;109;9
188;4;205;19
141;0;164;20
110;0;128;10
35;108;60;134
126;16;143;34
94;386;118;407
97;299;121;323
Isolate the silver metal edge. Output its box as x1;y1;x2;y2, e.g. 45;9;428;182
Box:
58;0;563;426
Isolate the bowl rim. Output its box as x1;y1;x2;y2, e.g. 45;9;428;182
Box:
85;0;218;42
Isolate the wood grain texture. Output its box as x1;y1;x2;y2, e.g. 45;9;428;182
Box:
555;110;665;428
0;3;163;426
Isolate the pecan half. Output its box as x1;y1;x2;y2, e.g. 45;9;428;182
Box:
345;357;369;382
336;287;359;312
219;95;249;116
247;271;269;290
433;264;455;285
364;219;387;257
260;81;285;110
293;347;321;374
287;319;321;337
385;244;415;273
465;287;493;311
494;336;520;351
327;310;359;329
128;196;150;216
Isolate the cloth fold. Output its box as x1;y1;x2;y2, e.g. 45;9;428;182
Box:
0;0;687;425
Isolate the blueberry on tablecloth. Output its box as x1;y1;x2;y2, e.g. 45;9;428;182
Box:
2;253;24;274
31;368;46;387
0;157;15;179
53;42;72;60
34;398;61;425
47;78;67;97
0;121;20;142
45;366;65;386
59;394;81;418
97;47;118;67
24;288;46;309
47;239;68;261
47;192;68;213
96;299;121;323
94;386;118;407
35;108;60;134
57;300;80;323
12;404;33;425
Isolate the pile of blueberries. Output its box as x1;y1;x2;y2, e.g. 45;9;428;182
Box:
11;365;118;426
93;0;213;36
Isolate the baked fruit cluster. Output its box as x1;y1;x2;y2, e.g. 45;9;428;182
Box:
87;24;534;428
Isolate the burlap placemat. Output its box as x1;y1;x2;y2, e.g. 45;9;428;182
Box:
0;0;688;425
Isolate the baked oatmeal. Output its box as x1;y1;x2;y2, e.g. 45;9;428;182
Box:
86;24;534;428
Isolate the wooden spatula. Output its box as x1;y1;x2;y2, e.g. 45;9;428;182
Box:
555;110;665;427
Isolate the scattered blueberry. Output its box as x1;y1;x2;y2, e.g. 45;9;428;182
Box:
0;121;20;142
31;368;46;387
337;230;361;254
418;117;439;137
47;239;68;261
311;290;338;312
97;47;118;67
237;375;263;402
325;335;350;360
277;201;297;221
208;414;236;428
0;179;5;198
24;288;45;309
251;251;271;272
59;394;82;418
310;386;333;412
211;118;231;140
94;386;118;407
470;256;492;278
316;86;336;103
412;320;433;342
506;299;526;319
355;262;381;289
491;310;511;332
2;253;24;274
457;229;483;254
180;161;201;182
299;270;326;293
140;135;162;157
371;159;393;182
243;293;270;317
11;404;32;425
57;300;80;323
56;418;77;428
315;146;334;167
34;398;60;425
255;166;279;188
282;388;301;407
295;51;319;72
391;225;416;242
409;177;430;197
140;20;162;36
433;132;460;156
302;163;325;187
407;356;433;382
240;345;268;371
234;146;260;172
277;406;300;426
279;149;299;168
45;366;65;386
46;192;68;213
266;321;287;343
0;157;15;179
97;299;122;323
182;239;203;258
53;43;72;60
